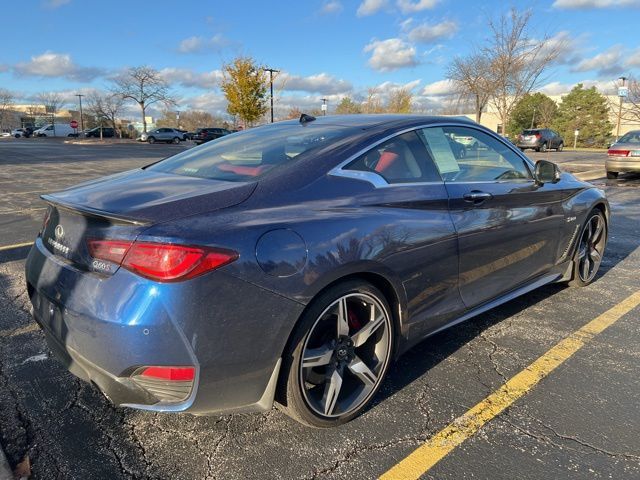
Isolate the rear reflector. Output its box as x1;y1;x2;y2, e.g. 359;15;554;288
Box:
88;239;238;281
607;149;630;157
140;366;195;381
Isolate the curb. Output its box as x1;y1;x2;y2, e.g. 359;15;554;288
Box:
0;444;12;480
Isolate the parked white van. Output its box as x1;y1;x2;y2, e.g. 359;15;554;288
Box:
33;124;77;137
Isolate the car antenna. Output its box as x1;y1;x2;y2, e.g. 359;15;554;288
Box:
299;113;316;125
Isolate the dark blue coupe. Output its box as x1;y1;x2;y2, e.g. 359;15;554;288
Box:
25;115;608;427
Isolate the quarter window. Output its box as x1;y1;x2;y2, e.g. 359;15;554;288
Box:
346;131;441;184
418;126;532;183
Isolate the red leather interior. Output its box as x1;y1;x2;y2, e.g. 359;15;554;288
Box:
217;163;269;176
375;151;399;173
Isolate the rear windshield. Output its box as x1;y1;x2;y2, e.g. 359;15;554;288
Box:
522;129;540;135
618;131;640;144
147;123;356;181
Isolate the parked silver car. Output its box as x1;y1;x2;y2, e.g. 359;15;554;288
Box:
140;128;185;144
606;130;640;178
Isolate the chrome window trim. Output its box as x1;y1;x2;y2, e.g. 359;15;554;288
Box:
328;122;536;188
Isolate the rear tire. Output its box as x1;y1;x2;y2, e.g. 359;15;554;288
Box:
557;143;563;152
606;171;618;179
172;137;180;144
540;142;548;152
277;280;394;427
568;210;607;287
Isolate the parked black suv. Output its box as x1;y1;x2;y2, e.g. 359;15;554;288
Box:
517;128;564;152
85;127;115;138
193;127;231;145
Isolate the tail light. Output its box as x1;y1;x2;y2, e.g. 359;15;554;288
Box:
87;239;238;281
607;149;630;157
535;133;541;139
130;366;195;403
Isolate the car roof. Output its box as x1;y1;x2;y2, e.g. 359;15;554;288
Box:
275;114;477;129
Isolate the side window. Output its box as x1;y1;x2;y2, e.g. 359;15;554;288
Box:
346;131;441;184
418;126;532;183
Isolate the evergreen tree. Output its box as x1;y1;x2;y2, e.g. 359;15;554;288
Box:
553;84;612;148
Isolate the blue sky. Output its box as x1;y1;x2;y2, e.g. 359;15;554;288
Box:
1;0;639;119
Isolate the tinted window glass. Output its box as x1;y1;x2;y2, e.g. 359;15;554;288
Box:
419;126;532;183
618;131;640;144
346;131;441;184
148;123;357;181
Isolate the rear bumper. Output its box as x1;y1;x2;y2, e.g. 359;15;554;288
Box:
606;157;640;173
25;236;303;415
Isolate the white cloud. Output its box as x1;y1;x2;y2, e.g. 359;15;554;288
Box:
538;79;618;95
553;0;640;8
408;20;457;43
539;31;584;66
280;72;352;95
159;68;223;89
572;45;624;76
364;38;418;71
183;93;229;116
357;0;388;16
320;0;343;14
177;34;229;54
397;0;438;14
626;48;640;68
14;52;103;82
421;79;455;96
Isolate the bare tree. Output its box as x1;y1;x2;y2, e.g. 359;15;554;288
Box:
112;66;175;132
447;54;494;122
485;9;561;131
387;88;413;113
37;91;66;134
87;92;124;137
619;77;640;124
363;87;383;113
0;88;14;131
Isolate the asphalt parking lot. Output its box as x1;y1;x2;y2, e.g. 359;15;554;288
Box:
1;138;639;479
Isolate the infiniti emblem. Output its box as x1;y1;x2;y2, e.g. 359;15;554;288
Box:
54;224;64;239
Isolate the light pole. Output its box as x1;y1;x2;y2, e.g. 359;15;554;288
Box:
530;106;536;129
264;67;279;123
321;98;327;116
616;76;628;141
75;94;84;135
176;110;180;129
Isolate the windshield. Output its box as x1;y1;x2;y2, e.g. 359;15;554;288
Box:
147;123;356;181
618;131;640;144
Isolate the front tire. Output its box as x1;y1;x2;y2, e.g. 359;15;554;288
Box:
568;210;607;287
147;136;156;144
278;280;394;427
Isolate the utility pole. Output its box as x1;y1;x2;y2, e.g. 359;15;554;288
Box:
321;98;327;116
616;76;627;141
264;67;279;123
75;94;84;135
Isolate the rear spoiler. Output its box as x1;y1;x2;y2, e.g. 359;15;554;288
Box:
41;194;152;226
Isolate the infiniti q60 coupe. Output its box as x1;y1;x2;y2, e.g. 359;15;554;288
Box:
26;114;608;427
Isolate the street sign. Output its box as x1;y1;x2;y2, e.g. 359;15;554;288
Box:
574;129;579;136
70;120;78;129
618;87;629;98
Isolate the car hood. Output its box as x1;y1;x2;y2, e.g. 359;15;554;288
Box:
43;168;257;224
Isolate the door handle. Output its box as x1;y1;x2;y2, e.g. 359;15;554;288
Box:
463;191;493;203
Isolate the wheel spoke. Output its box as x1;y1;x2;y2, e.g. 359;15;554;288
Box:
322;367;343;416
592;217;604;244
302;344;334;369
348;356;378;388
587;219;593;239
351;312;385;348
589;247;601;264
337;297;350;338
578;245;587;260
581;256;590;279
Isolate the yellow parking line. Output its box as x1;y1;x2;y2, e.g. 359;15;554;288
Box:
0;241;33;252
380;290;640;480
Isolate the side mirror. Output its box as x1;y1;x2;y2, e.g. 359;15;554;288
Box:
535;160;561;185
